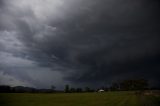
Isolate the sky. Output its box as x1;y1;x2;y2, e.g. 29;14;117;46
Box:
0;0;160;89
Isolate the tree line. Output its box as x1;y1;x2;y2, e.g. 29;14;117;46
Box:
0;79;156;93
64;79;149;93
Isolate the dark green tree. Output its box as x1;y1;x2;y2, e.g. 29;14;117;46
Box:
76;88;83;92
85;87;91;92
120;79;148;91
51;85;56;91
110;83;119;91
65;84;70;93
70;88;76;93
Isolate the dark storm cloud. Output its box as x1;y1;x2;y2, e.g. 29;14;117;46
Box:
53;0;160;87
0;0;160;88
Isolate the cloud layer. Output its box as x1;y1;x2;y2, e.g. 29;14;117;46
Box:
0;0;160;89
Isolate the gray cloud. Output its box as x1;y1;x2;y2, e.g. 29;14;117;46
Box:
0;0;160;89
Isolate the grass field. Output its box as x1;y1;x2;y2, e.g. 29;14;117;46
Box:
0;91;160;106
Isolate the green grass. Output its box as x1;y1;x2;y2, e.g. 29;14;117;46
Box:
0;91;160;106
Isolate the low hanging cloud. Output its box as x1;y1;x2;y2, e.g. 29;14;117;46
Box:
0;0;160;88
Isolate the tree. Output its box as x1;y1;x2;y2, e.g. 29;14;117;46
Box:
51;85;56;91
120;79;148;91
133;79;148;90
76;88;83;92
85;87;91;92
65;84;70;93
110;83;119;91
0;85;11;93
70;88;76;93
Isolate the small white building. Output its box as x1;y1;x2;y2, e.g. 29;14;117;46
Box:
98;89;105;92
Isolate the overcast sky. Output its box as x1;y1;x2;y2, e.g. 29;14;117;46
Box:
0;0;160;89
